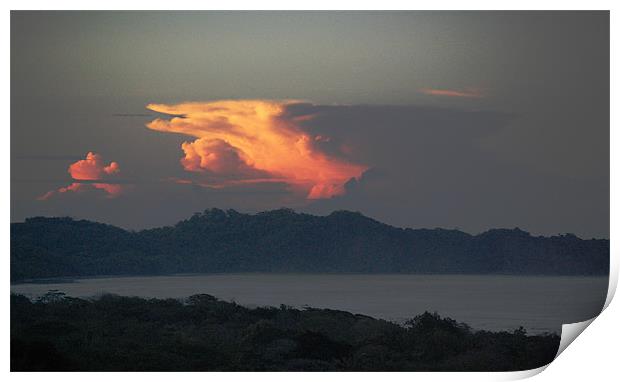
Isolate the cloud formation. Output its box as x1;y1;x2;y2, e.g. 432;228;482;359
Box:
146;100;367;199
180;138;256;175
38;152;123;200
68;152;120;180
419;88;485;98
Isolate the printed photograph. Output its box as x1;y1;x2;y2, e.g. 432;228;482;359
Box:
10;10;610;372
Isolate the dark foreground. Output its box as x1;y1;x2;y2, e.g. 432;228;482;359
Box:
11;293;560;371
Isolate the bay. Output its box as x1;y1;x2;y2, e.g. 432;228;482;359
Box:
11;274;608;334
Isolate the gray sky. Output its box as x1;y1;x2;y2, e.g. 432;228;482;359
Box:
11;11;609;238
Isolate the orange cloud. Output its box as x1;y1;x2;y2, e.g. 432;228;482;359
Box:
38;152;123;200
180;138;256;175
146;100;367;199
68;152;120;180
419;88;485;98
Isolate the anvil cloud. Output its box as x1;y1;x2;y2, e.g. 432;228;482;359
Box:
146;100;367;199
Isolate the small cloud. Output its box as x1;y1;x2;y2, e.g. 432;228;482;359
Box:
314;135;331;143
69;152;120;180
419;88;486;98
37;190;56;201
38;152;124;200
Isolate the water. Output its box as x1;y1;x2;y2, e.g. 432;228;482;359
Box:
11;274;608;334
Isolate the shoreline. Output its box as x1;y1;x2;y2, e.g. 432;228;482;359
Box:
11;271;611;285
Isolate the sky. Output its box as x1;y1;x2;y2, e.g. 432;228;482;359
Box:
11;11;609;238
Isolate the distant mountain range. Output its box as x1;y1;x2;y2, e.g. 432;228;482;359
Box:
11;209;609;281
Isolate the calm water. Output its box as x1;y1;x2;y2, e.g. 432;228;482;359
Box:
11;274;608;334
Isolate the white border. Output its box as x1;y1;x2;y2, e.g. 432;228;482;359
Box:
1;1;617;10
3;2;617;381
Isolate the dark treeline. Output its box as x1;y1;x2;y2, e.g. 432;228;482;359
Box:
11;208;609;282
11;293;560;371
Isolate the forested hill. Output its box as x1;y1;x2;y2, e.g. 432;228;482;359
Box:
11;293;560;371
11;209;609;281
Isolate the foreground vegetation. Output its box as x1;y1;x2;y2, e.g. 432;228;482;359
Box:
11;293;559;371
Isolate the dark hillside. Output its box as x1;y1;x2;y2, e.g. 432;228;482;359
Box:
11;293;560;371
11;209;609;281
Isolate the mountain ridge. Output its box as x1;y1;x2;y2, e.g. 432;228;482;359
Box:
11;208;609;281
